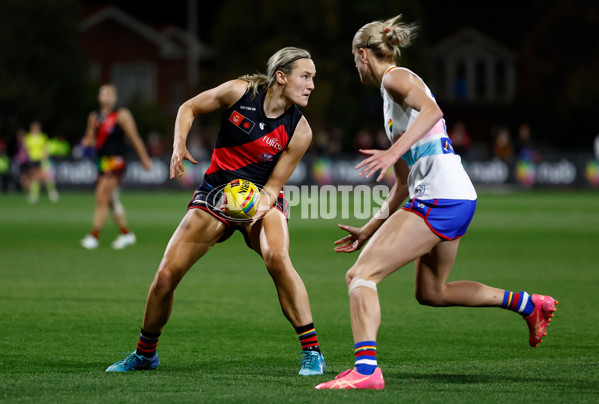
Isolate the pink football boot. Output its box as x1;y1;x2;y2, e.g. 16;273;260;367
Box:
315;367;384;390
525;294;559;347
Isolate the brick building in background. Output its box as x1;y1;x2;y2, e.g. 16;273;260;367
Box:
80;6;212;114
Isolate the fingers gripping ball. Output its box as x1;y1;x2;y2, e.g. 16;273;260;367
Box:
222;179;261;220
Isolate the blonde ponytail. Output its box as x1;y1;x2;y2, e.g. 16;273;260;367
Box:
353;14;418;62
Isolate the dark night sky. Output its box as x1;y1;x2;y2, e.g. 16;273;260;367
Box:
79;0;598;149
81;1;220;42
419;2;534;48
81;1;534;51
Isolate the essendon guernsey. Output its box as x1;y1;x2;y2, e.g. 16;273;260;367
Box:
203;89;303;187
94;110;127;158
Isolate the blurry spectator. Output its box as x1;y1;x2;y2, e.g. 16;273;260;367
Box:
310;125;343;156
23;121;59;203
327;127;343;156
146;131;166;157
199;125;219;155
373;128;389;149
514;123;540;163
493;126;514;162
593;133;599;160
353;128;374;151
187;132;209;161
13;128;31;191
0;139;9;192
448;121;472;160
48;135;71;161
309;124;330;156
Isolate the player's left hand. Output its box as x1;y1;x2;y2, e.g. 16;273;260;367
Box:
249;189;275;224
334;224;367;253
356;148;398;182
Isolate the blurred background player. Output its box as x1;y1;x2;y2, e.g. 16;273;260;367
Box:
105;47;326;376
80;84;152;249
23;121;59;203
315;15;558;390
0;138;10;192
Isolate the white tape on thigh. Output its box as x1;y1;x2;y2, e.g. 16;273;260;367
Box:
348;279;377;295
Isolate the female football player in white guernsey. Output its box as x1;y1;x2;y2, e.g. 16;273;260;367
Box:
316;15;558;390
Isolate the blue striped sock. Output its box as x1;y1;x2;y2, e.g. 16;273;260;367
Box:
354;341;377;375
502;290;534;316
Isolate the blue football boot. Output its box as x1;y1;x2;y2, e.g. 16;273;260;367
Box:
105;351;159;372
298;350;326;375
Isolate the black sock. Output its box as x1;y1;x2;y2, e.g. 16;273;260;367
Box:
135;328;161;358
295;323;321;353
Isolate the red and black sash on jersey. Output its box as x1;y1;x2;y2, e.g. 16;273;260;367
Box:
204;90;302;187
206;124;289;174
95;111;118;150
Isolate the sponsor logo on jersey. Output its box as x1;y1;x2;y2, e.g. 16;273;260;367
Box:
239;105;256;111
415;185;425;195
229;111;255;134
259;152;274;162
259;122;266;130
262;135;283;151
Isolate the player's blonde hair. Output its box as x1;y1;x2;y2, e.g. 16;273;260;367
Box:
352;14;418;63
239;47;312;97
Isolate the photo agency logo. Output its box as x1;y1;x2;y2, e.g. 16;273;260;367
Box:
203;183;392;222
284;185;391;220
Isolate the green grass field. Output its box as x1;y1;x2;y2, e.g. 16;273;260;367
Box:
1;189;598;403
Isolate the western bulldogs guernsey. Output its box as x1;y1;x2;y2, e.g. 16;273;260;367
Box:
382;66;477;201
203;88;303;188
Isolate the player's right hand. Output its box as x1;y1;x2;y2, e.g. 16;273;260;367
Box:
334;224;367;253
169;143;198;179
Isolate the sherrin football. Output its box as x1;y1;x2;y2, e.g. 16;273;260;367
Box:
222;179;261;220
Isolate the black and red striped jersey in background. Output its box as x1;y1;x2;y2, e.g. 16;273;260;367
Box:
203;89;303;188
94;110;127;158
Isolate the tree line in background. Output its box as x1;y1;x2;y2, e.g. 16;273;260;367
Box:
0;0;597;154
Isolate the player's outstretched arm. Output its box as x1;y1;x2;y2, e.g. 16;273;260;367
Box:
80;112;97;148
334;159;409;253
119;108;152;171
170;80;248;179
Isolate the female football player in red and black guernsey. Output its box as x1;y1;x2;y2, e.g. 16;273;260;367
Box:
80;84;152;250
106;47;326;375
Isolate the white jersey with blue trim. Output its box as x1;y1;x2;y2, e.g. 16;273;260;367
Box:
381;66;477;200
